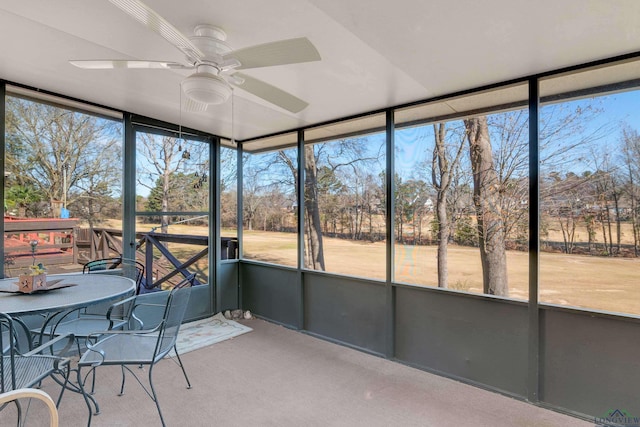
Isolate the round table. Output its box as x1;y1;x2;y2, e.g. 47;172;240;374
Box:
0;273;136;316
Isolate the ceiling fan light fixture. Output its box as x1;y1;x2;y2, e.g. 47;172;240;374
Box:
182;72;232;105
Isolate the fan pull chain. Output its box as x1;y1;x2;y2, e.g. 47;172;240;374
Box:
179;83;183;150
178;83;191;160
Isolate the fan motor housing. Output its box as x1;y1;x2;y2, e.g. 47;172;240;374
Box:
189;24;232;63
182;72;232;105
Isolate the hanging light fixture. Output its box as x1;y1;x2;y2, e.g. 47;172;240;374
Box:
181;65;232;105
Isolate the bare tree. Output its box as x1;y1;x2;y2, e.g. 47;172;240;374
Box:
276;138;384;270
304;146;326;269
621;126;640;255
587;147;623;256
242;153;270;232
137;133;206;233
542;172;591;254
431;123;465;288
464;117;508;296
498;103;609;248
220;146;238;230
5;97;121;223
489;111;529;242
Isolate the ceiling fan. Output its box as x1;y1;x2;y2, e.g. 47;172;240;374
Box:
69;0;321;113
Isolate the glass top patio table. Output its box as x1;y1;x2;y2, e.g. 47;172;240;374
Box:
0;273;136;316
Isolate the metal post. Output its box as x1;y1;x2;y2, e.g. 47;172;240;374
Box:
122;114;137;272
297;129;305;330
236;142;244;308
385;109;395;358
211;137;219;313
0;83;5;278
528;77;540;402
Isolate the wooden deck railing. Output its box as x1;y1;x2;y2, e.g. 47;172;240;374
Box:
3;219;237;291
76;227;238;291
4;218;78;269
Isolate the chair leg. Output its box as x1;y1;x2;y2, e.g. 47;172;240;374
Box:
86;336;97;394
118;365;127;396
76;366;100;426
172;344;192;389
90;369;97;395
54;365;71;408
13;399;21;427
76;366;92;427
147;364;166;427
74;338;82;358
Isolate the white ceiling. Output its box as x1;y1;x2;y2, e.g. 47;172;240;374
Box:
1;0;639;142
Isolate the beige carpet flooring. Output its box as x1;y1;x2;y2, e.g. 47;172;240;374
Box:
5;318;591;427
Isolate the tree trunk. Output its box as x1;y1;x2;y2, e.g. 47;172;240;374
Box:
435;194;449;288
368;205;373;241
432;124;449;289
613;192;621;254
464;117;508;296
628;173;640;256
304;146;325;270
585;215;595;253
605;201;613;255
161;169;170;234
600;213;609;255
417;209;423;245
432;123;466;289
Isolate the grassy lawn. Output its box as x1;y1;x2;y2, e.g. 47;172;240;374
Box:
97;221;640;316
243;229;640;316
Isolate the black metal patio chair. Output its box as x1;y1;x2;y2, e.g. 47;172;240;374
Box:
36;257;144;352
76;274;195;426
0;313;73;426
84;257;145;294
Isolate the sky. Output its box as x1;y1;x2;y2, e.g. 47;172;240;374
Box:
12;85;634;201
394;90;640;182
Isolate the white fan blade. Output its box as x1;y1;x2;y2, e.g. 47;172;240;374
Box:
69;60;191;69
233;72;308;113
108;0;203;63
225;38;320;70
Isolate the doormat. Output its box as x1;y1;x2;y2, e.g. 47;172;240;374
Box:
175;312;252;355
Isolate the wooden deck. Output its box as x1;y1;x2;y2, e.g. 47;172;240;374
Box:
3;218;238;289
4;217;78;272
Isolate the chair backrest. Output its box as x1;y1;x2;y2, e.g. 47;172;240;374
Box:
84;257;144;314
0;388;59;427
0;313;20;393
154;274;194;361
84;257;144;287
120;259;145;292
83;257;123;273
